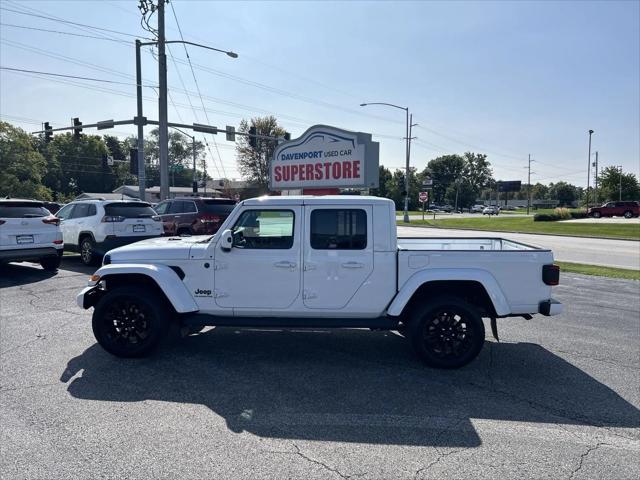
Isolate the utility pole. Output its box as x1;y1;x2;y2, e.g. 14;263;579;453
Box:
526;154;534;215
192;135;197;193
404;108;410;223
135;39;146;201
593;151;598;205
586;129;594;208
157;0;169;201
618;165;623;201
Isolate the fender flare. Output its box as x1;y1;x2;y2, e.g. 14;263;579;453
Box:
387;268;510;317
92;263;199;313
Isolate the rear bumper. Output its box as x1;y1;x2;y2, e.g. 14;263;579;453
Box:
539;298;563;316
95;235;160;255
0;246;63;262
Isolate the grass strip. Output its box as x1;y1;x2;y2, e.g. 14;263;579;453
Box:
556;261;640;281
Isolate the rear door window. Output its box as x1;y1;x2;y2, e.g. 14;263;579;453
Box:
310;209;367;250
70;203;91;218
104;203;156;218
0;203;49;218
168;201;184;214
183;201;197;213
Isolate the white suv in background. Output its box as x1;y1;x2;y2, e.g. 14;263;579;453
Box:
0;199;64;271
56;199;163;265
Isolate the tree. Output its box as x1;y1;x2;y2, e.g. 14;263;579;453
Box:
597;166;640;202
422;155;466;203
236;116;286;192
445;179;476;210
0;122;52;200
548;181;579;207
370;165;392;198
462;152;493;192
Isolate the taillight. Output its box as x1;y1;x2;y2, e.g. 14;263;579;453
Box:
200;214;221;224
543;264;560;286
101;215;125;222
42;216;60;226
53;239;63;244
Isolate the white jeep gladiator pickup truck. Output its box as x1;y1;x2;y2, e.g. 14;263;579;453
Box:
76;196;562;368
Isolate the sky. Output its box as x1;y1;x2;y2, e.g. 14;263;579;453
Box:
1;0;638;187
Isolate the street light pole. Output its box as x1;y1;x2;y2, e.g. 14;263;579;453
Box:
586;129;594;208
157;0;169;201
526;154;535;215
135;39;146;201
360;102;410;222
593;151;598;205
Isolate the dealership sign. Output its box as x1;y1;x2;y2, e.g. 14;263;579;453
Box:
270;125;379;190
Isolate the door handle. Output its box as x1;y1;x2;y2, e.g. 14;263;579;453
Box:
341;261;364;269
274;261;296;269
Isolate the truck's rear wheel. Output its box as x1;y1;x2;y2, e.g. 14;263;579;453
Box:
92;286;169;358
408;296;485;369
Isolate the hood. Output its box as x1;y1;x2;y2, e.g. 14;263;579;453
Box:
107;236;210;261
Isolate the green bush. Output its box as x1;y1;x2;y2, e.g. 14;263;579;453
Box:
534;213;560;222
570;210;588;219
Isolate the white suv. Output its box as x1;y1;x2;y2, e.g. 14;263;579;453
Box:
0;199;64;271
56;199;163;265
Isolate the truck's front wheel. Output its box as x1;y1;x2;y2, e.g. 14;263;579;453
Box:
408;297;485;369
92;286;170;358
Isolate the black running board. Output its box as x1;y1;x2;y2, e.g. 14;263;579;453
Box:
181;313;401;330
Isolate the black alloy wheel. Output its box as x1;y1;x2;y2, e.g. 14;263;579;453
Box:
92;287;169;357
409;297;485;369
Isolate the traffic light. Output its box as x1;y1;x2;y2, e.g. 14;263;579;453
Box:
72;117;82;139
248;126;257;149
399;175;407;196
129;148;138;175
44;122;53;143
225;125;235;142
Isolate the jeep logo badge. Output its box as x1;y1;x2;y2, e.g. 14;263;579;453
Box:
194;288;212;297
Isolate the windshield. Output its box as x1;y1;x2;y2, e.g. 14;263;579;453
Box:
104;203;156;218
0;202;49;218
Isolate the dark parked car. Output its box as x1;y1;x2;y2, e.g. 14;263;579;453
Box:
154;197;237;236
588;201;639;219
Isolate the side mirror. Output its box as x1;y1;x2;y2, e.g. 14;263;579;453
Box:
220;229;233;251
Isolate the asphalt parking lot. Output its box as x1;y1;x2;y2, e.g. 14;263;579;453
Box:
1;257;639;479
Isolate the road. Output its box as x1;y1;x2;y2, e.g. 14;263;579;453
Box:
397;225;640;270
1;258;639;479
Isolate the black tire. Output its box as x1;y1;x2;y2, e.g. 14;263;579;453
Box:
592;211;601;218
92;286;170;358
407;296;485;369
40;255;61;271
623;210;633;219
80;236;98;266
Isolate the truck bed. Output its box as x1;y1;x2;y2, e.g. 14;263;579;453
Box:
396;237;554;315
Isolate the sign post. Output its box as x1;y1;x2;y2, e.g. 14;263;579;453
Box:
270;125;379;192
419;191;428;220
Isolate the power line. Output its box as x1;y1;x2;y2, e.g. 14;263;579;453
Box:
0;5;151;40
0;23;130;43
0;66;154;86
170;0;226;178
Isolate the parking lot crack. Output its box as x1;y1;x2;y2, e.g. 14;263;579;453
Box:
568;441;610;479
290;443;353;479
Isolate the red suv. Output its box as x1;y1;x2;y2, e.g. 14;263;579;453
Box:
588;201;639;219
153;197;237;236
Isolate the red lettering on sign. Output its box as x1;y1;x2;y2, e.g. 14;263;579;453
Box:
342;161;352;178
306;164;314;181
291;165;299;180
353;160;360;178
282;165;290;181
332;162;341;179
324;162;331;178
274;166;282;182
315;163;323;180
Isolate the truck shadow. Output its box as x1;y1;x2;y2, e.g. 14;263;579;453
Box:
0;256;94;288
61;328;640;447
